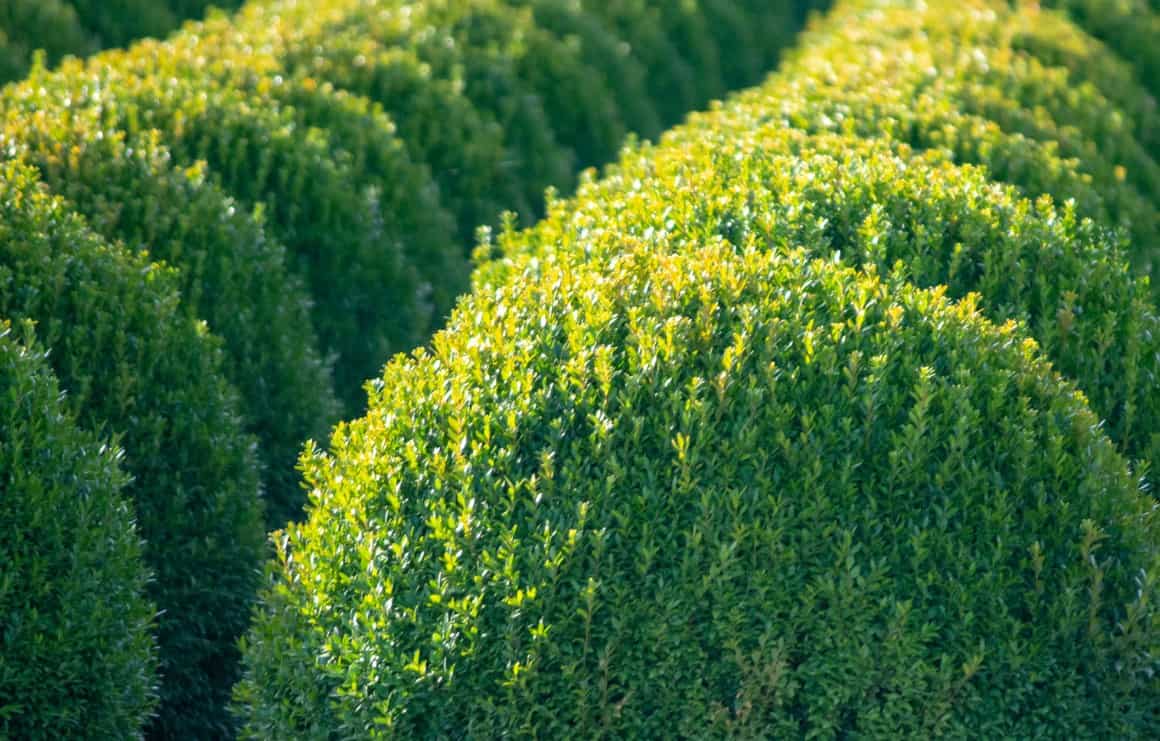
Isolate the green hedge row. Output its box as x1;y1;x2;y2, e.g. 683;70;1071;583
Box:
0;0;245;83
484;0;1155;475
0;319;155;740
484;130;1160;481
484;0;1160;476
711;0;1160;283
1044;0;1160;105
0;160;265;739
0;0;818;736
236;0;1160;736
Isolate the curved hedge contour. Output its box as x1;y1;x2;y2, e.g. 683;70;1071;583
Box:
0;321;156;739
237;1;1160;736
0;160;264;738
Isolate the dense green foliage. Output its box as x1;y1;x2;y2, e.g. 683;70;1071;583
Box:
237;0;1160;736
0;161;265;738
0;0;818;736
721;0;1160;283
0;0;816;515
1044;0;1160;103
0;0;93;81
0;320;156;739
7;0;1158;736
481;0;1160;477
0;77;344;524
6;0;818;418
0;0;246;82
486;140;1159;485
238;244;1158;736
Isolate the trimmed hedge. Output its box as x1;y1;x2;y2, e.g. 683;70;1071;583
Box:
708;0;1160;283
0;0;246;82
238;0;1159;735
51;0;801;408
0;320;156;739
0;87;338;530
0;161;264;738
1;1;821;736
237;244;1158;736
484;127;1158;488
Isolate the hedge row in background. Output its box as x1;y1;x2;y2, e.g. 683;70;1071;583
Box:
0;160;265;739
485;0;1160;485
236;0;1160;736
0;0;246;83
717;0;1160;284
1044;0;1160;105
0;320;156;740
0;0;819;736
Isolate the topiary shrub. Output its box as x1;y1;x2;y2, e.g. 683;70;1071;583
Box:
236;244;1158;737
0;82;338;528
48;45;465;413
0;320;156;739
482;126;1159;488
0;161;264;738
715;0;1160;283
0;0;247;83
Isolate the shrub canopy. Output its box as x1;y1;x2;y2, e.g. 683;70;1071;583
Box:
238;0;1160;736
238;243;1158;737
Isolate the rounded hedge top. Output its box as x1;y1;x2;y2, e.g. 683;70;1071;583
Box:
715;0;1160;283
482;125;1159;489
0;93;338;526
237;244;1158;737
0;0;247;83
0;321;156;739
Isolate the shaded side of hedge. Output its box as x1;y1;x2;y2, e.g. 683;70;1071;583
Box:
0;320;156;740
0;159;265;739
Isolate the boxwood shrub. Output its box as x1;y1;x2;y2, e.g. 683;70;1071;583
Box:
483;126;1158;485
237;244;1158;737
0;161;264;738
0;0;246;82
237;0;1159;735
42;47;465;413
706;0;1160;282
0;320;156;740
0;88;338;528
